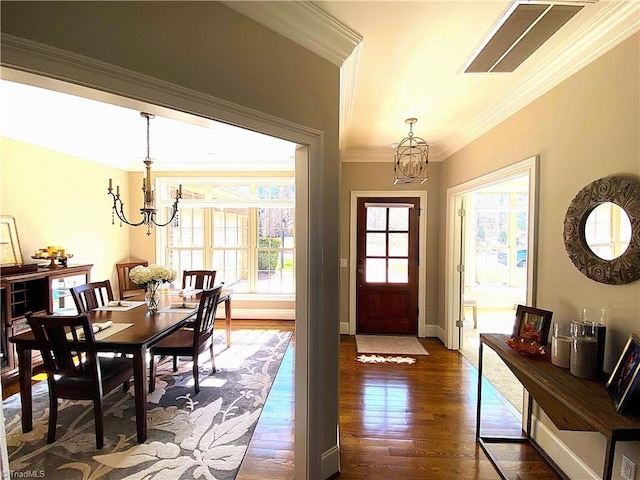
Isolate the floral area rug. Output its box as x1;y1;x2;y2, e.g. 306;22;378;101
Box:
4;328;292;480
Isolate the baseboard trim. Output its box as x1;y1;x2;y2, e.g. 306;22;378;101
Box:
531;414;600;480
340;322;441;337
423;324;439;338
218;308;295;320
321;444;340;479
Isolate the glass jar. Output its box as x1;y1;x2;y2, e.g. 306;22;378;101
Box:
550;322;571;368
570;320;598;379
581;308;607;377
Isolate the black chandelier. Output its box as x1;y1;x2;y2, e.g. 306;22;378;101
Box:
108;112;182;235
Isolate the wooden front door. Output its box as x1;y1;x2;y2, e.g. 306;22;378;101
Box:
356;197;420;335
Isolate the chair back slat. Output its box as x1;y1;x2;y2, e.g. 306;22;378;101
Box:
183;270;216;290
26;313;98;379
71;280;114;313
193;284;223;346
116;261;148;299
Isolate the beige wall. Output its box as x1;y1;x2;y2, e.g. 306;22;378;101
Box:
0;138;132;288
339;162;441;329
438;33;640;478
1;1;341;475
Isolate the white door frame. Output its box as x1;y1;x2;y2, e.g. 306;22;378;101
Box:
444;156;539;350
348;190;428;337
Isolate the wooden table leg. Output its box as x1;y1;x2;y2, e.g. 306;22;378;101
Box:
132;347;147;443
225;296;232;348
16;345;33;432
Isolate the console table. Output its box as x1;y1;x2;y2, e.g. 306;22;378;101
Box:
477;333;640;480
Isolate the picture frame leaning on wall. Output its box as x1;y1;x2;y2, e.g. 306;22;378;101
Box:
0;215;24;266
606;334;640;414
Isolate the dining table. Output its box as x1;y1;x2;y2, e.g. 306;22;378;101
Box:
9;289;233;444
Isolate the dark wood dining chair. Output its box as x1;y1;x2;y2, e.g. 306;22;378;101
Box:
149;284;223;395
70;280;114;313
116;261;148;299
182;270;216;290
25;312;134;449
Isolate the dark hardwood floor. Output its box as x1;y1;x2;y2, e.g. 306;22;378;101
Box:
239;331;560;479
3;320;560;479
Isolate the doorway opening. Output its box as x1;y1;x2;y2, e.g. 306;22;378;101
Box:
1;66;316;477
446;157;538;414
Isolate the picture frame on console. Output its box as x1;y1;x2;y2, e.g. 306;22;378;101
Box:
606;334;640;413
512;305;553;345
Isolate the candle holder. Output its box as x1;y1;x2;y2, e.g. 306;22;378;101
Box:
32;249;73;269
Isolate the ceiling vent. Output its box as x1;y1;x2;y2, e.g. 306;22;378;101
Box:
464;1;590;73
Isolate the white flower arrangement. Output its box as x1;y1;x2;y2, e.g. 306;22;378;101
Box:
129;264;177;288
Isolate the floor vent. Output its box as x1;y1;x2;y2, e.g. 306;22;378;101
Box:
464;1;590;73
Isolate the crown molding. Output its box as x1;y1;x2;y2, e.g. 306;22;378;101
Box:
340;147;392;163
0;34;322;144
220;1;363;151
221;1;362;67
341;142;447;164
441;0;640;160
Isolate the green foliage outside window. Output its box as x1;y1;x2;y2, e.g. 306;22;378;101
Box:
258;237;282;270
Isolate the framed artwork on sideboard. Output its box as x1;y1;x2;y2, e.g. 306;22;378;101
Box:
0;215;24;266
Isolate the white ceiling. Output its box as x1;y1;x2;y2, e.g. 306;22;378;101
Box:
0;78;297;172
230;0;639;161
1;1;638;171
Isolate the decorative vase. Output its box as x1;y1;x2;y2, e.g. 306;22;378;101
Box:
145;287;161;313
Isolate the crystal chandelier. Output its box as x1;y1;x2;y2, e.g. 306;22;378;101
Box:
393;118;429;185
108;112;182;235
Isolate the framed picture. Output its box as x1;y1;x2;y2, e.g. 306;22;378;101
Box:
606;334;640;413
0;215;24;266
511;304;553;345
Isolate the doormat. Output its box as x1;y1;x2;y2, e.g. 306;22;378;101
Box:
355;335;429;355
356;354;416;364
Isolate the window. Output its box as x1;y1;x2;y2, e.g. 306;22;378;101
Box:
473;191;528;286
157;179;295;294
364;205;411;284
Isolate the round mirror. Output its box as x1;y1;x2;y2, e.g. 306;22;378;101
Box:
584;202;632;260
563;175;640;284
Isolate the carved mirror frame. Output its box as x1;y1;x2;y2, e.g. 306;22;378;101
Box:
563;175;640;284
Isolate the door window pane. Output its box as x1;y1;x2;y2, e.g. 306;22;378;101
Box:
366;258;386;282
388;259;408;283
388;233;408;257
366;207;386;230
366;233;386;257
389;207;409;231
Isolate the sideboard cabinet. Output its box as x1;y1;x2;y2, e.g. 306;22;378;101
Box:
0;264;92;381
